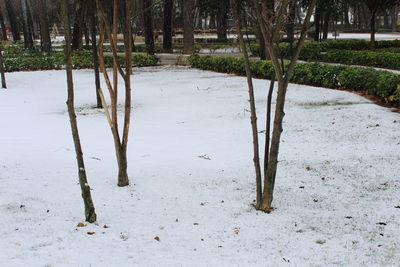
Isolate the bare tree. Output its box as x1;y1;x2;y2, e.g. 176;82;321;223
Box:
142;0;155;55
0;44;6;89
96;0;132;187
61;0;97;222
182;0;195;54
163;0;173;52
231;0;316;212
34;0;52;53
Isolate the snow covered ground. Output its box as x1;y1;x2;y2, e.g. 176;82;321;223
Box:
327;33;400;40
0;67;399;266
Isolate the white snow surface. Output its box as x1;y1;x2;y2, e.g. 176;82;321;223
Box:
327;33;400;40
0;67;399;266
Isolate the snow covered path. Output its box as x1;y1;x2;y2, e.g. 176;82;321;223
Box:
0;67;399;266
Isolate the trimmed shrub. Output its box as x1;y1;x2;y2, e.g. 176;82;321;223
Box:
3;50;160;72
188;55;400;105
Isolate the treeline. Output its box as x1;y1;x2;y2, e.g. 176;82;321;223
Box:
0;0;399;54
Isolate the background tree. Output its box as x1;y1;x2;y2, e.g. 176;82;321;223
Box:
365;0;400;48
163;0;173;52
142;0;155;55
0;43;6;88
61;0;97;223
182;0;194;54
34;0;52;53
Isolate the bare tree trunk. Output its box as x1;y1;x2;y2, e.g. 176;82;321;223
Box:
230;0;262;205
0;12;8;41
89;0;102;108
314;5;321;41
163;0;173;52
0;46;6;89
217;1;228;43
36;0;52;53
61;0;97;223
392;6;398;32
4;0;21;41
21;0;34;49
183;0;194;54
370;10;377;49
96;0;132;187
343;3;350;31
72;0;86;50
143;0;155;55
255;0;316;211
286;0;295;42
322;10;330;40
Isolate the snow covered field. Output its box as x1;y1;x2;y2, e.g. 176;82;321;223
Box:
0;67;399;266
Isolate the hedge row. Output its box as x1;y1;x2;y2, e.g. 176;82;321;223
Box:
3;50;160;72
250;41;400;70
188;54;400;105
250;39;400;57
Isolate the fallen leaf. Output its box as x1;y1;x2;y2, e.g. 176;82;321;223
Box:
345;216;353;219
103;224;109;228
87;232;95;235
376;222;387;226
193;223;199;226
154;236;160;241
77;222;87;227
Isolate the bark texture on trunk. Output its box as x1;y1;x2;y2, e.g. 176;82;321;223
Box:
142;0;155;55
96;0;132;187
61;0;97;223
370;10;376;49
217;1;228;43
0;46;6;89
230;0;262;205
89;0;102;108
183;0;195;54
0;12;8;41
21;0;34;50
163;0;173;52
5;0;21;41
36;0;52;53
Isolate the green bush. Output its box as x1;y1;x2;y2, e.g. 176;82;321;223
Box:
188;55;400;105
3;50;160;72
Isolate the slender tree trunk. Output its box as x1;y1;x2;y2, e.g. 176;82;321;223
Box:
322;10;330;40
163;0;173;52
230;0;262;206
61;0;97;223
370;10;376;49
0;12;8;41
392;7;398;32
183;0;195;54
21;0;34;50
5;0;21;41
314;5;321;41
36;0;52;53
255;0;316;211
96;0;131;187
217;1;228;43
0;46;6;89
89;0;102;108
286;0;295;42
143;0;155;55
72;0;86;50
209;13;216;29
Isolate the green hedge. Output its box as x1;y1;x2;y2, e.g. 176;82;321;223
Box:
188;54;400;105
250;40;400;70
250;39;400;57
3;50;160;72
